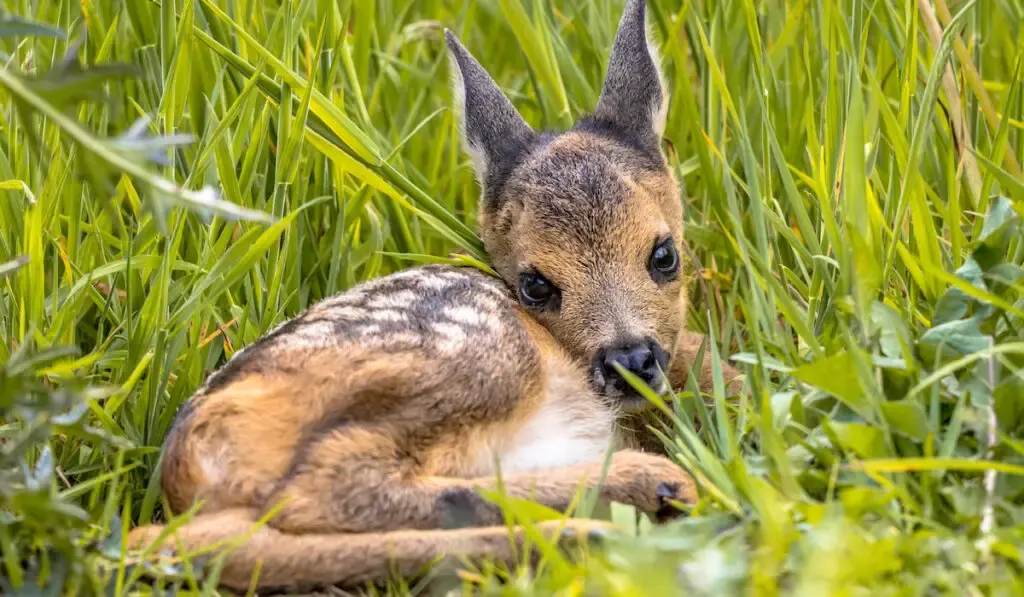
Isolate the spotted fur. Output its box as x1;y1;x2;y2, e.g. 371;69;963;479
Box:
128;0;742;592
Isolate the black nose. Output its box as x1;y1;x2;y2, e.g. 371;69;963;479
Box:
595;338;669;393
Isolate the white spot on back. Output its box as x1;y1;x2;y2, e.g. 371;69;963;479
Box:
383;332;420;347
274;318;338;349
431;322;468;352
443;305;499;332
438;271;471;283
367;290;418;309
321;306;366;319
418;276;454;292
368;309;406;323
479;283;509;299
473;294;504;315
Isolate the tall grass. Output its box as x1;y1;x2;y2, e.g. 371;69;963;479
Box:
1;0;1023;594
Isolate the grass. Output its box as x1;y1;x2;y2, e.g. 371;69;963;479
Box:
1;0;1023;594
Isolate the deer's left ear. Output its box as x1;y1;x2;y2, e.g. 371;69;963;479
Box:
591;0;667;149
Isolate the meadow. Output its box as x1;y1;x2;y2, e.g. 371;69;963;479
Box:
1;0;1024;594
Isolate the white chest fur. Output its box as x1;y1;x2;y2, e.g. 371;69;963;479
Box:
477;365;619;476
497;401;616;474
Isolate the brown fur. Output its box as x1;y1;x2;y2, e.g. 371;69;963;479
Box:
127;1;743;592
484;133;687;368
129;270;701;591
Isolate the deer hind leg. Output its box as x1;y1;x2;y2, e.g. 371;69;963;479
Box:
260;423;462;534
128;506;615;592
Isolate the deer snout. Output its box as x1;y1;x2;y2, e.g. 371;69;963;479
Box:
592;337;670;399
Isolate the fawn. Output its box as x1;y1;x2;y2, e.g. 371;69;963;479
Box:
127;0;742;591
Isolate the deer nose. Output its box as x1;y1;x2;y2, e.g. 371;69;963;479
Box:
595;338;669;393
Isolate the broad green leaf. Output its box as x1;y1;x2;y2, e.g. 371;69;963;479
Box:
879;400;930;442
919;317;990;366
792;351;871;416
827;421;888;459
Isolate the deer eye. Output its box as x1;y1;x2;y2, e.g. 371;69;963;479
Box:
519;272;560;309
649;238;680;283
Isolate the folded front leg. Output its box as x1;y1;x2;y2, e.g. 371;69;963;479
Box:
261;423;696;534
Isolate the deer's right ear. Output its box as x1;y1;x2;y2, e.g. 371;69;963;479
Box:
446;30;536;199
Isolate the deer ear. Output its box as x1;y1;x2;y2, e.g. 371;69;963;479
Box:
446;30;536;198
591;0;667;148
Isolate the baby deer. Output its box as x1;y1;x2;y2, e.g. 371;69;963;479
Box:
128;0;742;591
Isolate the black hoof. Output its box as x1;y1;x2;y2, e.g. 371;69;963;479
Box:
654;482;686;523
437;487;502;529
